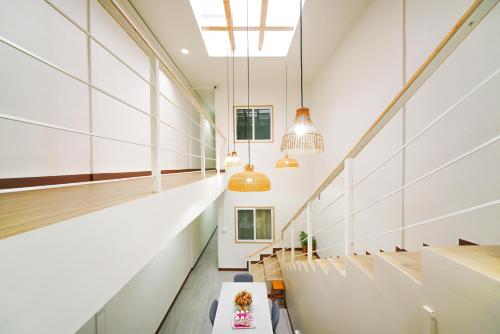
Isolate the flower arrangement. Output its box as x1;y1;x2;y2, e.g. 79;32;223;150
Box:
234;290;253;311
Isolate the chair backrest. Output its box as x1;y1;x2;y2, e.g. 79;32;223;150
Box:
209;299;218;326
271;301;280;333
234;273;253;282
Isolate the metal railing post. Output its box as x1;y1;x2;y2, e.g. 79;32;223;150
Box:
150;56;161;193
200;115;206;177
215;132;221;174
344;158;354;255
307;203;312;262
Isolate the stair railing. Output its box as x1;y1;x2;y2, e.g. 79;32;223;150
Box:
0;0;227;192
248;0;499;267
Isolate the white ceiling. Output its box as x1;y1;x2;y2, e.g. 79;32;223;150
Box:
189;0;305;57
129;0;370;89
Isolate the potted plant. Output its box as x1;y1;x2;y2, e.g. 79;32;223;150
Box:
299;231;317;255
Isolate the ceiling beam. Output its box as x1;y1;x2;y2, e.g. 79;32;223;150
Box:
258;0;269;51
223;0;235;51
202;26;294;32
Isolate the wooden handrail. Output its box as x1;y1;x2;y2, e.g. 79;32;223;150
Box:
280;0;498;238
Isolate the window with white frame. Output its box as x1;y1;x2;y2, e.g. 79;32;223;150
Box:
235;207;274;243
235;106;273;141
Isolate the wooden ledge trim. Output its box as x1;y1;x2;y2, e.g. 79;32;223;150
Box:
1;168;223;190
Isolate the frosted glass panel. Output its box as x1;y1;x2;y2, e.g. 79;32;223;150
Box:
237;210;254;241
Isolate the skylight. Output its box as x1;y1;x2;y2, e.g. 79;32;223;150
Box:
189;0;305;57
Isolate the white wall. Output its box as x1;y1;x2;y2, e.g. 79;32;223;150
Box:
0;0;211;180
0;175;226;334
308;0;500;256
74;198;219;334
0;0;90;177
215;78;317;268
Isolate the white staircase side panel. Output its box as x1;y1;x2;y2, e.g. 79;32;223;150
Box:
421;248;500;334
373;255;424;334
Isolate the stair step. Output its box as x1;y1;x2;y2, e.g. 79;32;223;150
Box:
378;251;422;283
326;257;346;274
249;263;265;282
348;255;374;278
263;256;282;280
283;250;308;262
426;246;500;282
314;258;330;274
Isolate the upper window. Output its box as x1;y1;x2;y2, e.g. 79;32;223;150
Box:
235;106;273;142
235;207;274;243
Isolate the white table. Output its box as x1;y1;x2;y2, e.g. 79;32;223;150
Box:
212;282;273;334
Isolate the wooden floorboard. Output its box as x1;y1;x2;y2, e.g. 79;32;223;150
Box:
0;171;219;240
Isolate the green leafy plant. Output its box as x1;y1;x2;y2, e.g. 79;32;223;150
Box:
299;231;317;249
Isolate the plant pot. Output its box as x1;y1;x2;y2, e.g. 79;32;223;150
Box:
302;245;316;255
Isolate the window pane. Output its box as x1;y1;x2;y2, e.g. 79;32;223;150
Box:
237;209;254;240
255;209;272;240
254;108;271;140
236;109;253;140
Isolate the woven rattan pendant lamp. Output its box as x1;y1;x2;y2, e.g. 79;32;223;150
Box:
276;63;299;169
228;0;270;192
280;0;324;154
223;49;242;168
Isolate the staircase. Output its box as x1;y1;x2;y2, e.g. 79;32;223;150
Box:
249;249;307;284
274;243;500;334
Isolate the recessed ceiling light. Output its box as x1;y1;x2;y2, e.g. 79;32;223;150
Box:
181;48;190;55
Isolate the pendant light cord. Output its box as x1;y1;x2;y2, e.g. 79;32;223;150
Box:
232;48;236;151
285;63;288;130
300;0;304;108
226;48;230;152
246;0;251;165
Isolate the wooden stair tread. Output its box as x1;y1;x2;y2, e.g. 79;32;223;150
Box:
326;257;346;273
283;250;307;262
263;256;282;280
427;246;500;282
314;258;330;274
249;263;265;282
348;255;374;278
378;251;422;283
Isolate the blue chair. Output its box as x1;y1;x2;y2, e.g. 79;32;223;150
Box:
271;301;280;333
234;273;253;282
209;299;218;325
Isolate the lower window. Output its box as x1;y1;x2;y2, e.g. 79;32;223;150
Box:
235;207;274;243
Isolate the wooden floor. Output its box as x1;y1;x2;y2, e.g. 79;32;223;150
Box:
158;233;293;334
0;171;218;240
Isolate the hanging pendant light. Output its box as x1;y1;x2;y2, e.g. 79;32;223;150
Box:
275;153;299;169
224;47;242;168
228;0;270;192
276;63;299;169
281;0;324;155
